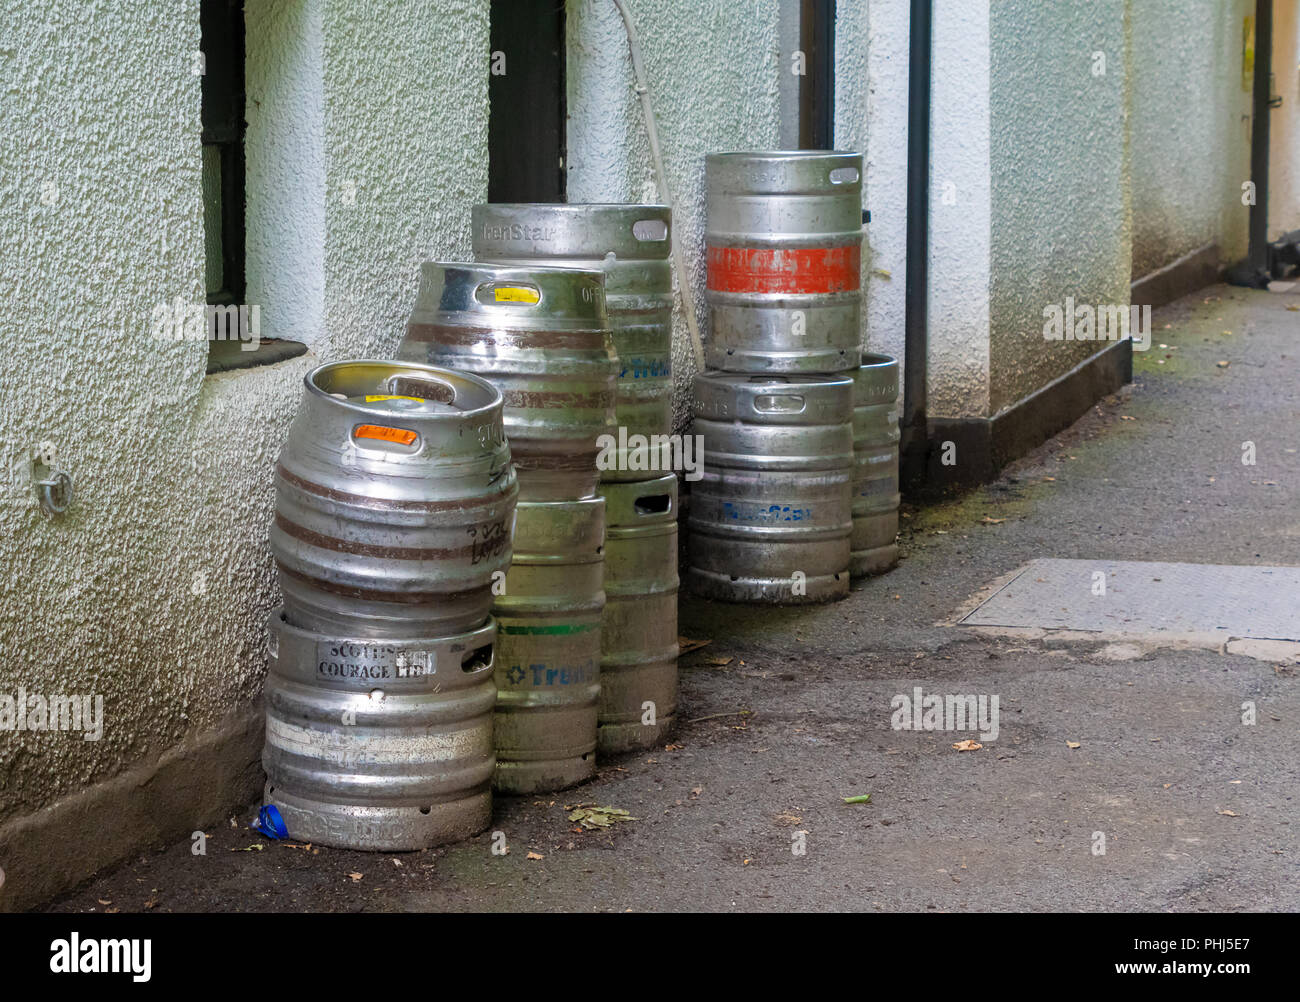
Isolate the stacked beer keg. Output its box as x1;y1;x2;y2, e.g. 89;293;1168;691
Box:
265;360;517;850
687;151;899;604
473;205;681;755
399;262;616;794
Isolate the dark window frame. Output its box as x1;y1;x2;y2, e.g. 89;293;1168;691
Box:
798;0;836;150
488;0;567;203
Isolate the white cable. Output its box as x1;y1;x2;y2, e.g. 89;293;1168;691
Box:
610;0;706;369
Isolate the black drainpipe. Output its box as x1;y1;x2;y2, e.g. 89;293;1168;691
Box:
1229;0;1274;287
900;0;932;490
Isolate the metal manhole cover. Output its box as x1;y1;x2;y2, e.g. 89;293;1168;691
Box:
960;559;1300;642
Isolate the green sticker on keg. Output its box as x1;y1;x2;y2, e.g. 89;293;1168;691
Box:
498;623;598;635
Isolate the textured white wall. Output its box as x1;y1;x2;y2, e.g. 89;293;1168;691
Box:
987;0;1131;414
321;0;488;360
1129;0;1253;279
246;0;325;345
0;0;487;864
565;0;783;429
1271;0;1300;239
927;0;991;419
862;0;910;369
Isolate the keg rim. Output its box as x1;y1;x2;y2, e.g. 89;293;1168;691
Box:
304;358;505;421
474;202;670;213
706;149;861;161
859;352;898;370
419;259;607;283
694;371;856;391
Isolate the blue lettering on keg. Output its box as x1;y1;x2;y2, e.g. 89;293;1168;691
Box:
722;501;813;523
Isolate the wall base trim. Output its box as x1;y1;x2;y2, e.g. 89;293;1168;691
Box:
0;710;264;912
1131;242;1220;310
923;337;1132;491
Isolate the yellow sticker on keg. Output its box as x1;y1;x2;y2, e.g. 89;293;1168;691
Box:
364;395;423;403
494;286;540;304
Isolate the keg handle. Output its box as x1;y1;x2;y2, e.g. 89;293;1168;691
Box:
384;373;457;404
633;493;672;516
752;393;807;415
631;218;669;242
829;166;860;185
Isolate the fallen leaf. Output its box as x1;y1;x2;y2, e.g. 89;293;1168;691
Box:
1120;415;1137;421
1066;741;1081;749
1043;476;1056;482
348;872;363;882
526;852;544;860
774;811;803;825
678;636;712;656
690;786;704;798
952;740;982;752
231;844;265;852
1218;809;1238;817
1216;360;1230;368
843;794;873;804
664;743;683;751
703;655;733;666
97;899;112;906
980;516;1006;524
566;805;637;830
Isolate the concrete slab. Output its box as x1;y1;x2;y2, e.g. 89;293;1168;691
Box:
960;558;1300;643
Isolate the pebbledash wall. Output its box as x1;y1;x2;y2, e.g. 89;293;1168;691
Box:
0;0;488;911
565;0;784;430
1129;0;1254;283
1270;0;1300;240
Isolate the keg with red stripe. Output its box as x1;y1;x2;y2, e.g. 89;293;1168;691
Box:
270;360;518;638
705;151;864;374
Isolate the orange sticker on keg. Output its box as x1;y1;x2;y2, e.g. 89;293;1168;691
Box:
494;286;540;304
354;424;418;446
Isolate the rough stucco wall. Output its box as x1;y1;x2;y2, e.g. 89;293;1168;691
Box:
862;0;909;367
988;0;1131;416
565;0;782;431
927;0;991;419
246;0;325;345
322;0;488;361
834;0;869;158
0;0;487;861
834;0;871;360
1271;0;1300;239
0;0;287;831
1129;0;1253;279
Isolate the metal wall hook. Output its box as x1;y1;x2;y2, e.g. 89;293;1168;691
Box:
35;467;73;515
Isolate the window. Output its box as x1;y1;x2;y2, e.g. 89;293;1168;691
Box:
200;0;245;308
200;0;306;373
798;0;836;150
